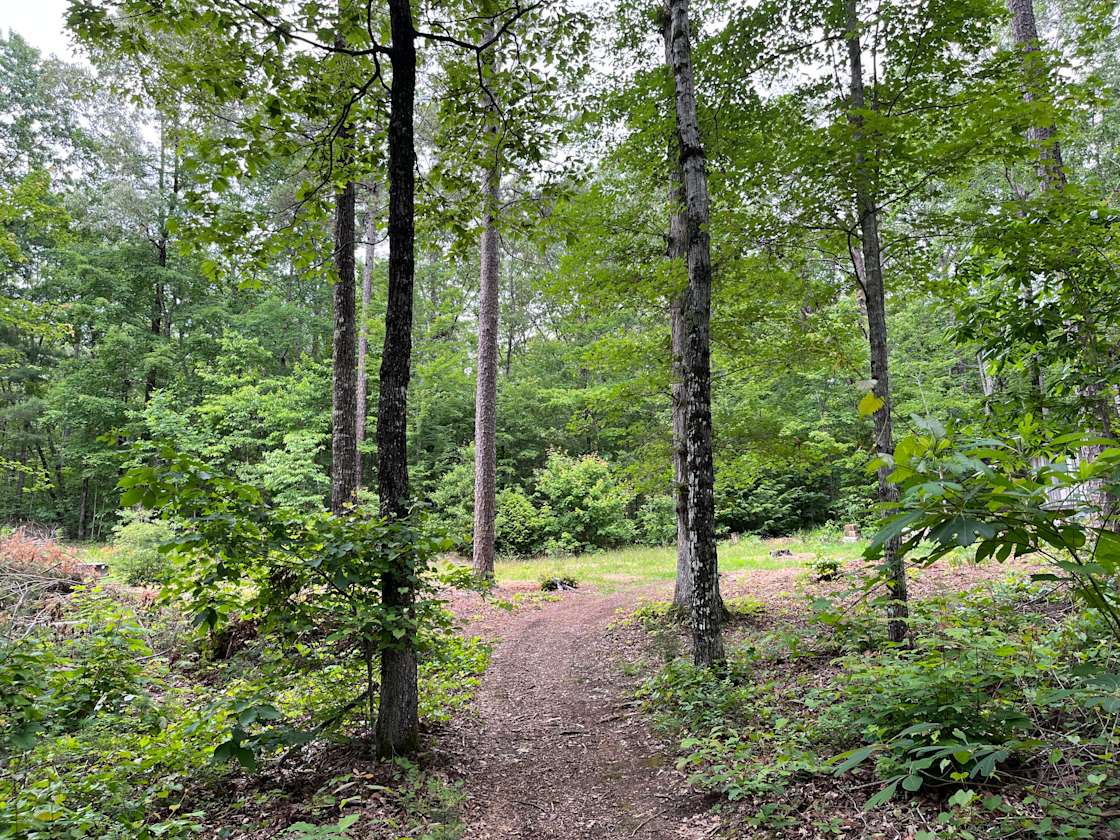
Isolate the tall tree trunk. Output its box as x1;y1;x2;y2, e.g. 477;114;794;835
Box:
846;0;908;643
375;0;419;758
356;183;377;486
1007;0;1067;191
472;53;502;580
330;12;359;514
663;3;692;615
1008;0;1114;520
668;0;724;667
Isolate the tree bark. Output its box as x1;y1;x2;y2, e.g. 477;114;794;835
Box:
375;0;419;758
663;3;693;615
668;0;724;667
472;45;502;580
1007;0;1067;191
356;183;377;486
330;7;359;514
846;0;908;643
331;175;359;512
77;476;89;540
1007;0;1114;520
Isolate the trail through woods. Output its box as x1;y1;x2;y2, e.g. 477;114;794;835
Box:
447;587;720;839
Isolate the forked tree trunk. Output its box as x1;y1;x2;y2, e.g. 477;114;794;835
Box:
472;54;502;580
668;0;724;666
375;0;419;758
846;0;908;643
356;184;377;485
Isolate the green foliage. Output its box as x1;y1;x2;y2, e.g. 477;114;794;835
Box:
808;554;842;582
111;508;174;586
640;577;1120;833
869;420;1120;640
495;486;549;557
634;495;676;547
428;450;474;555
534;452;636;553
715;466;843;538
119;448;474;760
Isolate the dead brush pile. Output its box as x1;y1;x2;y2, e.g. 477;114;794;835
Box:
1;526;90;624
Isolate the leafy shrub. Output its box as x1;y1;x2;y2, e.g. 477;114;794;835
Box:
247;429;331;511
809;554;842;582
111;508;174;585
428;452;474;554
54;590;154;723
495;486;551;557
534;452;635;552
635;495;676;546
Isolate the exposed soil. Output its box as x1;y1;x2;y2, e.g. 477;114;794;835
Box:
444;585;719;839
441;559;1043;839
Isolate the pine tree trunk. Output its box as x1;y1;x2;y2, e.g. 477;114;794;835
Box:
846;0;908;643
472;60;502;580
668;0;724;666
356;184;377;486
375;0;419;759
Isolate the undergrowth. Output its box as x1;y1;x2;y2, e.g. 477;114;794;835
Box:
0;583;490;838
637;576;1120;838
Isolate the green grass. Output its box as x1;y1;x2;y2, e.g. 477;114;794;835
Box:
494;532;869;591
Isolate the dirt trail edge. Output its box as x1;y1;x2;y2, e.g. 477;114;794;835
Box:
450;588;719;840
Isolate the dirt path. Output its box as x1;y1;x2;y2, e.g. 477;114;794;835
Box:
449;587;718;839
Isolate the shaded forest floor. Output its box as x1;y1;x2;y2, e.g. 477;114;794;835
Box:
437;558;1038;839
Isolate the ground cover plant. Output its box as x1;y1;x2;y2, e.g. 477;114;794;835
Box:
635;571;1120;838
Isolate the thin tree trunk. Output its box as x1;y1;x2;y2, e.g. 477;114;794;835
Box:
668;0;724;667
77;476;89;540
472;49;502;580
330;10;359;514
846;0;908;643
375;0;419;759
356;183;377;486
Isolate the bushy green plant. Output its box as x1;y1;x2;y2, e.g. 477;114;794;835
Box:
809;554;842;582
533;452;635;552
428;452;474;554
119;449;473;761
495;487;551;557
111;507;174;585
635;495;676;546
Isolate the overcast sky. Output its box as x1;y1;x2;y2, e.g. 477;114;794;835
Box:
4;0;84;62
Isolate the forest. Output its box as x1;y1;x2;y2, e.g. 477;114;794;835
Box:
2;0;1120;836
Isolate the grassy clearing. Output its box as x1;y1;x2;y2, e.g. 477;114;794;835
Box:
494;531;869;590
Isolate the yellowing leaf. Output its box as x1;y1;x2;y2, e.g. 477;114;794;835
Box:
859;392;885;417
